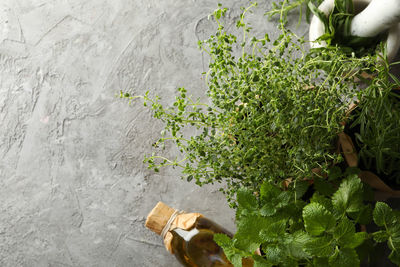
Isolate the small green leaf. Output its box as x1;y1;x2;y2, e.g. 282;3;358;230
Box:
304;235;335;257
237;188;257;211
286;231;311;259
303;203;336;236
332;175;363;215
235;215;271;253
259;204;277;216
334;217;354;243
259;220;286;242
373;202;395;227
345;232;368;249
253;255;272;267
310;193;333;211
260;182;280;201
263;244;283;264
328;248;360;267
214;233;232;247
372;230;389;243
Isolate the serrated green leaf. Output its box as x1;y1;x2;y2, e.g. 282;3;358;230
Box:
253;255;272;267
372;230;389;243
259;204;277;217
230;254;243;267
214;233;243;267
373;202;395;227
286;231;311;259
237;188;257;211
259;220;286;242
310;193;333;212
235;215;272;252
263;244;283;264
260;182;280;201
328;248;360;267
345;232;368;249
349;204;372;225
304;235;334;257
214;233;232;248
303;203;336;236
332;175;363;215
334;217;354;242
276;191;292;208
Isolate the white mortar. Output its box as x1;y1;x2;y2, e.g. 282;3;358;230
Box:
309;0;400;62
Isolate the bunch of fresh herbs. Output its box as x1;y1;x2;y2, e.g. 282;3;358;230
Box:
121;4;375;202
122;2;400;266
215;168;400;266
348;60;400;183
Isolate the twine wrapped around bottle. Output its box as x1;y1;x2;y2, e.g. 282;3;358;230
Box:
145;202;203;253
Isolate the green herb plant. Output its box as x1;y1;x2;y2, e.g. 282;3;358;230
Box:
348;60;400;183
266;0;324;25
121;4;375;202
215;167;400;266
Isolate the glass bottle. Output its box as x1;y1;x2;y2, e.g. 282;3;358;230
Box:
145;202;253;267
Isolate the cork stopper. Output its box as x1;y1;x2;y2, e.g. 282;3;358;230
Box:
145;202;176;235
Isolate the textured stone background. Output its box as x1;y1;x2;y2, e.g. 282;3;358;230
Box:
0;1;308;266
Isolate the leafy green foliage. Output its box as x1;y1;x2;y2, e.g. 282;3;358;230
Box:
349;69;400;182
120;3;400;265
121;4;377;202
215;170;400;266
303;202;335;236
266;0;324;25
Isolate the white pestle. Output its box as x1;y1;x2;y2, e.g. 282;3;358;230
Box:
350;0;400;37
309;0;400;62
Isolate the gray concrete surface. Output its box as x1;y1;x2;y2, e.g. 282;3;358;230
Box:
0;1;307;266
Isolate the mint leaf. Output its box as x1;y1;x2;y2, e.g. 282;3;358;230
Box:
334;217;354;242
332;174;363;215
230;254;243;267
310;193;333;211
263;244;283;264
372;230;389;243
214;234;242;267
286;231;310;259
373;202;395;227
253;255;272;267
259;220;286;242
304;235;334;257
235;215;271;252
349;204;372;225
214;233;232;248
260;182;280;201
259;204;277;216
328;248;360;267
345;232;368;249
237;188;257;211
303;202;335;236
